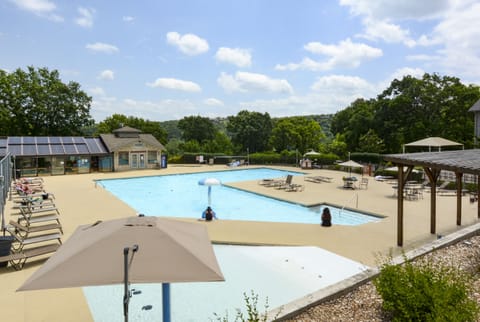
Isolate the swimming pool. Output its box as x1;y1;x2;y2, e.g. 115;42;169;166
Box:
96;168;380;225
84;244;370;321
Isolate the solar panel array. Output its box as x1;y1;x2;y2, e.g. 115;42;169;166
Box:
1;136;109;156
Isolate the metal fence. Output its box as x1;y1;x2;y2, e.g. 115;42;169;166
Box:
0;154;12;232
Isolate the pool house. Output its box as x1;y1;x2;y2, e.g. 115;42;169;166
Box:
0;126;166;176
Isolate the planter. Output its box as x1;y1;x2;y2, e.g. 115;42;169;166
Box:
0;235;15;267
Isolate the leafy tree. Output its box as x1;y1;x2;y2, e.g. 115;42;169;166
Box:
270;116;324;154
178;115;216;143
374;73;479;153
202;132;233;155
96;114;167;144
327;133;348;159
0;66;93;136
358;129;385;153
227;110;272;153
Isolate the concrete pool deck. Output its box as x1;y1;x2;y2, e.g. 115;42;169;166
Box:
1;165;479;321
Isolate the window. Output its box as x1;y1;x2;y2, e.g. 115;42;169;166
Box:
118;152;129;166
148;151;157;164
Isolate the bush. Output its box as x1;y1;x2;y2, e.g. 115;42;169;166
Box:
213;290;280;322
374;255;479;321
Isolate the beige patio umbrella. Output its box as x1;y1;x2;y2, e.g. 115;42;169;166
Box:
18;216;224;322
338;160;363;176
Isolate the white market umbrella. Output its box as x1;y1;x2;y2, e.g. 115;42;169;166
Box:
198;178;222;206
338;160;363;176
18;216;224;322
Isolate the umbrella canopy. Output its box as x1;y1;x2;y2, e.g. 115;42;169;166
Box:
18;216;224;291
303;150;320;157
198;178;221;206
338;160;363;168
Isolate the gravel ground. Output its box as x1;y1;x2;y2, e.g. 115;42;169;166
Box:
284;234;480;322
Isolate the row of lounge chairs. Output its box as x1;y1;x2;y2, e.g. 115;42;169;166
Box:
0;178;63;270
304;176;333;184
258;175;305;192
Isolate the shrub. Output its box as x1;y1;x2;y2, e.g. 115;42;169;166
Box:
374;255;479;322
213;290;281;322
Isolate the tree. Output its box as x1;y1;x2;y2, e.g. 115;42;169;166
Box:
270;116;324;154
0;66;94;136
178;115;217;143
227;110;272;153
358;129;385;153
96;114;167;144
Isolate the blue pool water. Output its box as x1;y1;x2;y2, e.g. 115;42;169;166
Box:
84;244;370;322
96;168;380;225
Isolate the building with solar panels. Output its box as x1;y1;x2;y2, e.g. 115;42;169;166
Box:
0;126;166;176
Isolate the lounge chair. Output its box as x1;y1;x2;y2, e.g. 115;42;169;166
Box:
275;175;293;189
0;243;60;270
359;178;369;189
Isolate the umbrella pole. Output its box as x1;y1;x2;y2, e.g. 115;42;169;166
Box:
162;283;171;322
123;247;130;322
208;186;212;206
123;245;139;322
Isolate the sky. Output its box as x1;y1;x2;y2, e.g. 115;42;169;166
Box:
1;0;480;123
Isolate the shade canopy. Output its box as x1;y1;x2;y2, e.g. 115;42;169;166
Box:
338;160;363;168
403;137;463;152
303;150;320;157
18;216;224;291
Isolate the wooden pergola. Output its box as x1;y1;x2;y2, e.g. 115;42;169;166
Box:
384;149;480;246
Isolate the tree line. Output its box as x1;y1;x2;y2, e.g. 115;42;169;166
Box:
1;66;479;160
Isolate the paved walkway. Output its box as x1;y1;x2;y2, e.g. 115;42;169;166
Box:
1;165;479;321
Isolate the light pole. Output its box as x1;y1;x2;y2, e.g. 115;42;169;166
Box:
247;148;249;166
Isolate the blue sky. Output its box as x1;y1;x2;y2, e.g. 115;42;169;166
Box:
1;0;479;122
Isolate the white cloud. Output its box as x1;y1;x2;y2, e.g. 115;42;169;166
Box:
360;18;415;47
86;42;119;54
430;1;480;78
204;98;224;106
122;16;135;23
75;7;95;28
146;78;202;92
276;38;382;71
98;69;114;80
88;86;106;96
10;0;63;22
215;47;252;67
339;0;450;20
166;31;209;56
91;97;198;122
310;75;376;97
217;72;293;94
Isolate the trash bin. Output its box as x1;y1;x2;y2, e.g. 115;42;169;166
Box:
161;155;168;168
0;235;14;267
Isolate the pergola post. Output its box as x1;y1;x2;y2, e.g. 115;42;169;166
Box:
456;172;463;226
397;165;404;246
423;167;440;234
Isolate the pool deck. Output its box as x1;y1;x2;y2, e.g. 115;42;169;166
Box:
2;165;479;321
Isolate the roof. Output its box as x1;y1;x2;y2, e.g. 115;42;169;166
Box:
468;98;480;112
99;133;165;152
0;136;109;157
404;137;463;147
384;149;480;175
112;126;142;134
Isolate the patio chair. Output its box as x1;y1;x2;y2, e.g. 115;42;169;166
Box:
359;178;369;189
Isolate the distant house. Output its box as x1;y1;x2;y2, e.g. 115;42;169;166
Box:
0;126;166;176
100;126;166;172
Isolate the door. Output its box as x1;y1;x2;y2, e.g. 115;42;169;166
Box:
131;154;138;169
131;153;145;169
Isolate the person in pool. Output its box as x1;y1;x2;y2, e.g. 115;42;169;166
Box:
201;206;217;221
321;207;332;227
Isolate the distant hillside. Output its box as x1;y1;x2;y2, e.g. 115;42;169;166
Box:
160;114;334;140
